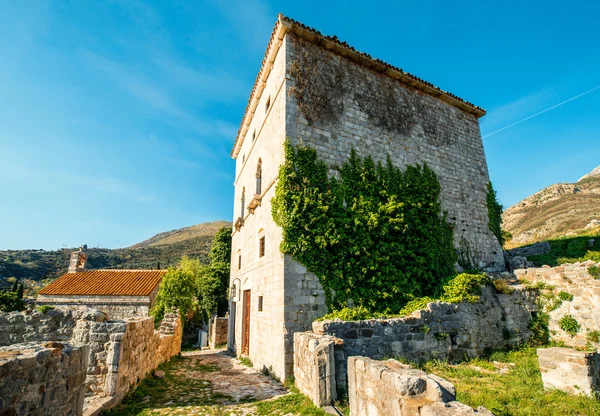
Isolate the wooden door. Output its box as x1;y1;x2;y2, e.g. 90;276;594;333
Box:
241;290;251;355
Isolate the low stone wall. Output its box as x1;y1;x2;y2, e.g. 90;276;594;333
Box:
0;342;89;416
515;260;600;347
311;286;534;395
506;241;551;258
537;347;600;396
0;308;107;347
208;316;228;349
348;356;493;415
293;332;337;407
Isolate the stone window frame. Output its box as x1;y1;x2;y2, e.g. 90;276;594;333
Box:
241;187;246;218
256;159;262;195
258;295;264;312
238;253;242;270
265;95;271;112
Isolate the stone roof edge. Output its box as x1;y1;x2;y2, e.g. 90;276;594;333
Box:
231;14;486;158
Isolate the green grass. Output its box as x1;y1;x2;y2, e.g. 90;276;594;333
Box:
526;234;600;267
421;347;600;416
255;385;328;416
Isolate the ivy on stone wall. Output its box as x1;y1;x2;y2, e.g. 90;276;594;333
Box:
486;181;504;247
272;140;457;313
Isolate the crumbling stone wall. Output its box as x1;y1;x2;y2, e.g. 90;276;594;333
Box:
293;332;337;407
208;316;228;349
36;294;154;319
0;308;106;346
0;342;88;416
307;286;534;396
348;356;493;415
537;347;600;396
515;260;600;347
0;307;182;415
285;35;504;273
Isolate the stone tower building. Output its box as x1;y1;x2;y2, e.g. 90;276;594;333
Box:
228;15;504;380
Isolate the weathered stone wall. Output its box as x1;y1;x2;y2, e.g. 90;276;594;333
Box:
293;332;337;407
348;356;493;415
0;342;88;416
311;286;534;395
36;294;153;319
0;307;182;415
208;316;228;349
0;308;106;347
514;260;600;347
537;347;600;396
285;35;504;273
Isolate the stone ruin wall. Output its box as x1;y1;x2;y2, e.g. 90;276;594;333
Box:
537;347;600;397
306;285;534;398
208;316;228;349
284;34;504;272
0;307;182;415
348;356;493;416
0;342;88;416
514;260;600;347
36;294;154;319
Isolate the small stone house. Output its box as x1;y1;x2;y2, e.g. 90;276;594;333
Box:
37;249;166;319
228;15;504;381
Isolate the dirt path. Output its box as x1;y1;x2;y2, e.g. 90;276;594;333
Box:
102;349;326;416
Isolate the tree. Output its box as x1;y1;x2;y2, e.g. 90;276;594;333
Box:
150;268;196;326
0;291;25;312
17;284;24;299
208;227;232;316
486;181;504;246
11;280;18;293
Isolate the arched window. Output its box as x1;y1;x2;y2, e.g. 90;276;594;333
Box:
256;159;262;195
241;187;245;217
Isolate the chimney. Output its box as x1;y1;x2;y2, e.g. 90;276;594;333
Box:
68;247;88;273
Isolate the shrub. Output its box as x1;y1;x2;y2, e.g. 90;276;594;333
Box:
272;141;456;313
36;305;54;314
588;265;600;279
439;273;491;304
493;279;514;295
0;291;25;312
557;291;574;302
399;297;435;316
587;330;600;343
317;306;383;321
434;332;449;340
559;314;580;337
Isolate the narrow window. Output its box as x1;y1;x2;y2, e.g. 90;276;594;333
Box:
241;187;245;217
238;255;242;270
259;236;265;258
265;96;271;112
242;154;245;164
252;130;256;142
256;159;262;195
258;296;263;312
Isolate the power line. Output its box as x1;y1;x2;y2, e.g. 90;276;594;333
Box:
482;85;600;138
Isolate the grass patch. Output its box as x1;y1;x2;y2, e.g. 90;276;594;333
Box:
421;347;600;416
255;384;328;416
238;356;253;367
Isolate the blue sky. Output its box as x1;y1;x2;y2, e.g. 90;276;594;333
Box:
1;1;599;250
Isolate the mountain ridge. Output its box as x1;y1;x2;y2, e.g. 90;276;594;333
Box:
503;166;600;247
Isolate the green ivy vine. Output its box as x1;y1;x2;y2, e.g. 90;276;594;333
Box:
272;140;457;313
486;181;504;246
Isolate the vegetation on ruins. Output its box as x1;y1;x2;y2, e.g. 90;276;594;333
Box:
420;347;600;416
486;181;504;246
558;314;581;337
272;140;456;314
589;265;600;279
151;226;232;326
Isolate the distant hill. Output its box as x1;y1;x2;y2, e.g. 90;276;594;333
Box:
503;166;600;247
131;220;230;248
0;220;231;289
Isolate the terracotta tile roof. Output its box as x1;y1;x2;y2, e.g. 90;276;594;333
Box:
231;14;486;157
38;270;167;297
